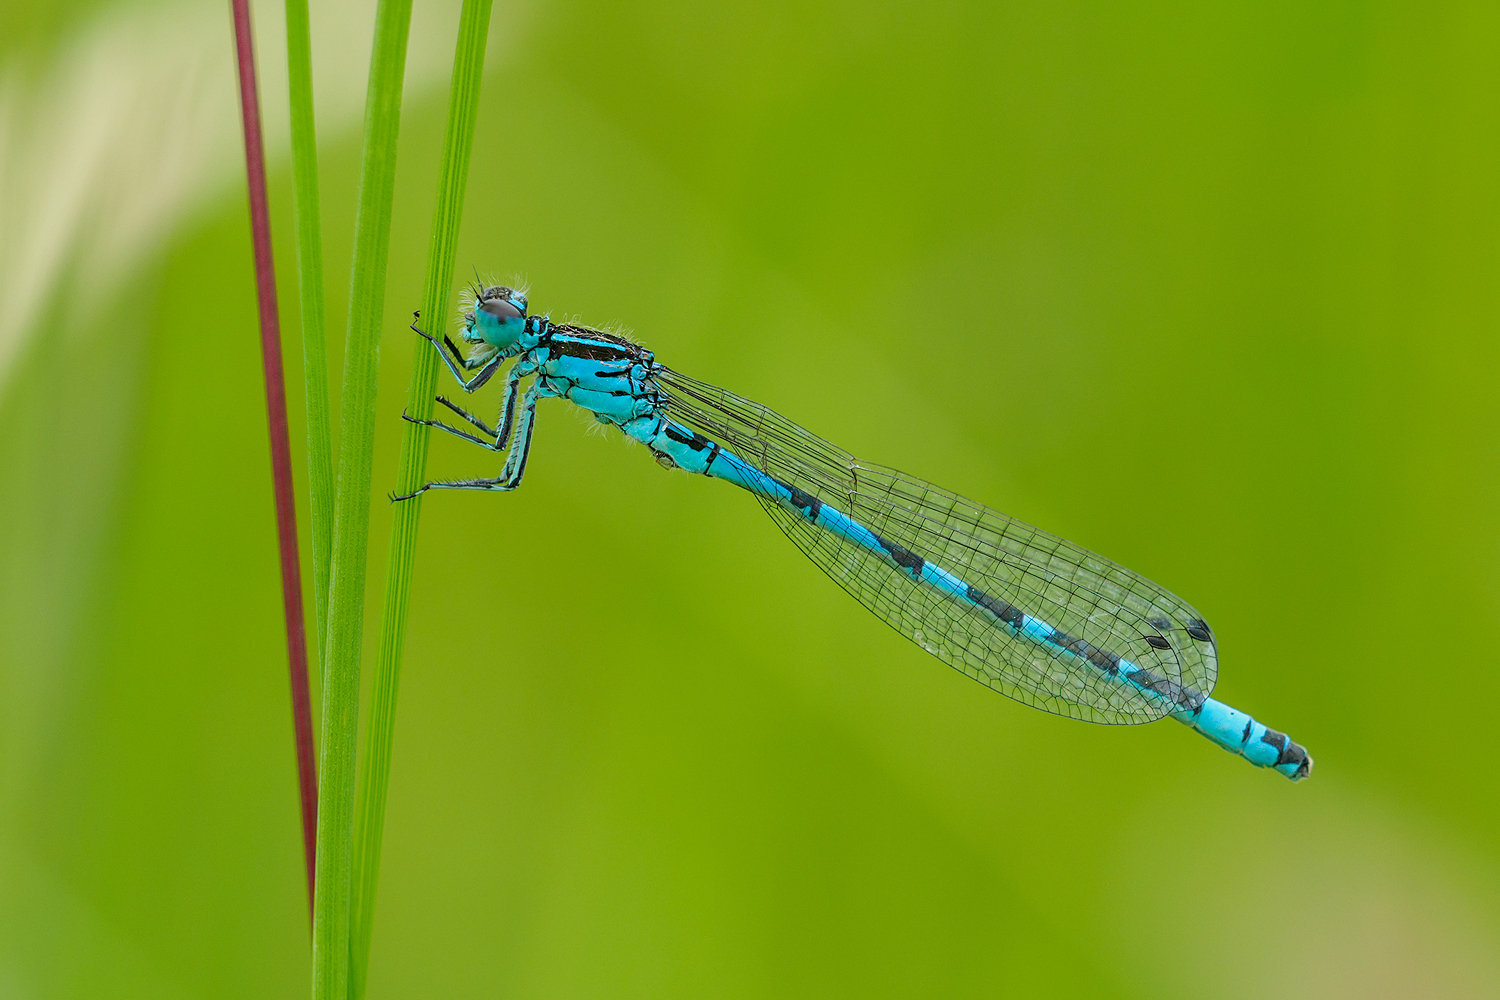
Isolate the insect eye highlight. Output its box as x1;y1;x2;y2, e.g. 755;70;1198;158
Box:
480;297;522;321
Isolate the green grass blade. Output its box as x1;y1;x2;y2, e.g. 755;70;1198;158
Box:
348;1;494;994
284;0;333;704
313;0;413;997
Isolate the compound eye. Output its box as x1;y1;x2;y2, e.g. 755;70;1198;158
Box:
479;297;522;321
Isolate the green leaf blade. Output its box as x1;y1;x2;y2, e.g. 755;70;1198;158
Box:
284;0;333;692
313;0;414;998
350;2;496;996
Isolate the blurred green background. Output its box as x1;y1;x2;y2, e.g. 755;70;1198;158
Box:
2;0;1497;996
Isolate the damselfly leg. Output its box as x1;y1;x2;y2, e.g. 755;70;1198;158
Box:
411;311;504;392
392;381;540;499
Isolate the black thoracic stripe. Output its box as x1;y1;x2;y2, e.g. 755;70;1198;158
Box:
552;327;637;363
703;441;721;473
551;323;633;346
563;341;635;363
1241;720;1253;742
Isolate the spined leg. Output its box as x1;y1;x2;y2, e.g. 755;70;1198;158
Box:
445;361;527;448
411;311;504;392
401;410;493;449
434;396;498;438
403;364;526;452
392;381;541;500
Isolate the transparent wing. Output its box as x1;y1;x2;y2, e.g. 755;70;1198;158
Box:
655;366;1217;724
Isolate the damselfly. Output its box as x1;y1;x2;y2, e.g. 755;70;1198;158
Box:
397;285;1312;781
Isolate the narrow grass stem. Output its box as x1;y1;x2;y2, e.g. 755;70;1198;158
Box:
349;2;494;994
313;0;413;996
284;0;334;714
229;0;319;922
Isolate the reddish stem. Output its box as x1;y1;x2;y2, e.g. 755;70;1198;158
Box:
230;0;318;923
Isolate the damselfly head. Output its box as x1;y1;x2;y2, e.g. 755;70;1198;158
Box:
463;285;529;351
